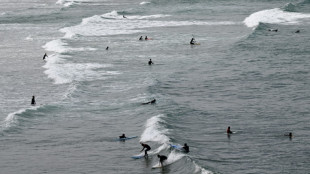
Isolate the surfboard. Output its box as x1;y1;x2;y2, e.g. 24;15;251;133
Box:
152;161;170;169
131;155;145;159
152;162;163;169
117;136;138;141
169;144;184;151
191;43;200;45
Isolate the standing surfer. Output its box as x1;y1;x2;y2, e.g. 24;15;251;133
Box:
140;143;151;157
31;96;36;105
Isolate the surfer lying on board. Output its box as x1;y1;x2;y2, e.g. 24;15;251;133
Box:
183;143;189;153
227;126;232;134
142;99;156;105
190;38;196;45
157;154;167;167
140;143;151;157
119;134;126;139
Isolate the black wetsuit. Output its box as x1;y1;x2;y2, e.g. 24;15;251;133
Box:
119;135;126;139
31;96;36;105
141;144;151;156
148;59;153;65
158;155;167;164
183;145;189;153
190;38;195;45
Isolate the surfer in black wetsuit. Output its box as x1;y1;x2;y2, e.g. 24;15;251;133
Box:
148;59;153;65
43;53;48;60
139;36;143;40
31;96;36;105
190;38;195;45
227;126;232;134
295;30;300;33
119;134;126;139
145;36;148;40
183;143;189;153
106;46;109;50
140;143;151;157
285;132;293;139
157;154;167;167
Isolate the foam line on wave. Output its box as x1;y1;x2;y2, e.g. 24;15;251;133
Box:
60;11;238;38
243;8;310;28
0;106;40;131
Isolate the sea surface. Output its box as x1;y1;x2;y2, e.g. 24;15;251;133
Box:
1;0;310;173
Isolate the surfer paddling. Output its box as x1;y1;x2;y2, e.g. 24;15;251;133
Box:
142;99;156;105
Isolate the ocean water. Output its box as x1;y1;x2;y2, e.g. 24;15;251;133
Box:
1;0;310;173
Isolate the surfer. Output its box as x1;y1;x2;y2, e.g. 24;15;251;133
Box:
43;53;48;60
183;143;189;153
145;36;148;40
140;143;151;157
227;126;232;134
148;59;153;65
295;30;300;33
119;134;126;139
106;46;109;50
142;99;156;105
31;96;36;105
157;154;167;167
123;15;126;18
139;36;143;40
285;132;293;138
190;38;196;45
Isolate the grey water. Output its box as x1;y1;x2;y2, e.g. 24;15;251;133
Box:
0;0;310;173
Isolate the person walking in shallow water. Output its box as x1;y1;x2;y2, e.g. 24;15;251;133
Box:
31;96;36;105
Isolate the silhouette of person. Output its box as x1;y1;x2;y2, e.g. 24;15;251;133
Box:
106;46;109;50
31;96;36;105
43;53;48;60
140;143;151;157
119;134;126;139
139;36;143;40
157;154;167;167
148;59;153;65
183;143;189;153
227;126;232;134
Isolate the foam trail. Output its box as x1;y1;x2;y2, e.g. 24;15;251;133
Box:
244;8;310;28
193;161;214;174
140;2;151;5
1;106;39;130
140;114;170;144
43;39;96;53
60;11;237;37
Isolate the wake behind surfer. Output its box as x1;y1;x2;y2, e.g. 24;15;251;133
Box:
31;96;36;105
140;143;151;157
157;154;167;167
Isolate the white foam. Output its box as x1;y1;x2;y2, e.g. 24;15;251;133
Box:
244;8;310;28
140;1;151;5
1;107;39;130
60;11;237;37
43;54;116;84
42;39;96;53
193;161;214;174
25;35;33;41
140;114;170;144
